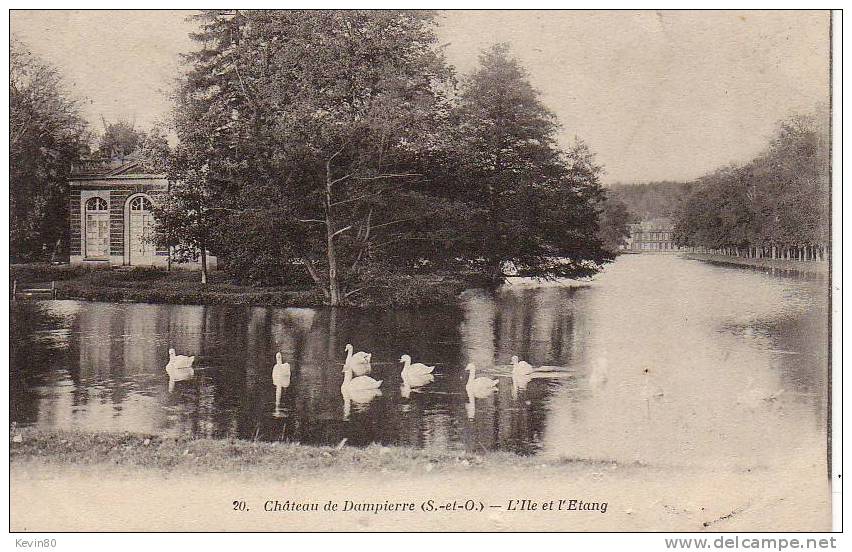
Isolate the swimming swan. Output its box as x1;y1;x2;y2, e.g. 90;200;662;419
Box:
341;368;382;418
402;370;434;389
511;355;535;377
166;348;195;380
341;364;382;393
272;352;291;387
344;343;372;376
400;354;435;378
272;352;291;406
465;363;498;397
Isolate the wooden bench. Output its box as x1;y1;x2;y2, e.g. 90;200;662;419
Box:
11;280;57;300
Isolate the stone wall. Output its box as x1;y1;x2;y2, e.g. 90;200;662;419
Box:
69;188;82;257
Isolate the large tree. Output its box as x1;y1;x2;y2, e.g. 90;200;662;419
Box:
10;38;89;262
171;10;454;303
447;44;612;278
597;194;634;252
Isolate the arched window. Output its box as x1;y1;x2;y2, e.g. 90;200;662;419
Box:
84;196;109;258
86;197;108;211
129;196;152;211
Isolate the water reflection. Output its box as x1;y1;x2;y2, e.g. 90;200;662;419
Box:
10;256;828;467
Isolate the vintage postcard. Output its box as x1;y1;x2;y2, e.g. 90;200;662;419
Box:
8;8;838;537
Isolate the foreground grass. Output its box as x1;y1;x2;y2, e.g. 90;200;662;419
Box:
9;428;622;479
682;253;829;276
10;264;471;308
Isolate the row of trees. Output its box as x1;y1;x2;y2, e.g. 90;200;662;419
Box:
672;107;830;261
151;10;622;303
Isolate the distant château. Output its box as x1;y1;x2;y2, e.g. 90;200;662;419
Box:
621;217;685;253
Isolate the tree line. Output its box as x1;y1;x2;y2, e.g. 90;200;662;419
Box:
672;106;830;262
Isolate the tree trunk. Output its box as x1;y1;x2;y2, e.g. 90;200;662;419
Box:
325;156;342;307
50;238;62;264
200;245;208;285
327;225;341;306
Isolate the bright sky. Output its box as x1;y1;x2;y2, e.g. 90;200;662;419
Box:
10;10;831;183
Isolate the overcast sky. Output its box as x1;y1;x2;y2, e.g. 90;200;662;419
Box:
11;10;831;183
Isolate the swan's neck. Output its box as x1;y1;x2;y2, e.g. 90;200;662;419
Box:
402;358;410;370
345;347;352;363
467;367;475;383
342;368;353;385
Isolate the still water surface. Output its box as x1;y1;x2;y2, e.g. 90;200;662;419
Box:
11;256;828;469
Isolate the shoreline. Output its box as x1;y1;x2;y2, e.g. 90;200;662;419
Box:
10;428;558;475
10;264;473;309
680;253;829;277
9;428;830;532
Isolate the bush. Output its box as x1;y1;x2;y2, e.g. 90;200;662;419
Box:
214;214;313;287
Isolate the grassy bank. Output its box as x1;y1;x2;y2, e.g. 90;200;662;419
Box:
682;253;829;276
9;427;555;477
10;264;471;308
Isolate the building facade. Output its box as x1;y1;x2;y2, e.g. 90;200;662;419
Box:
621;217;685;253
69;158;215;269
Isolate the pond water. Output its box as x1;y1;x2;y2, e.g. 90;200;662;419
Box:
10;255;829;469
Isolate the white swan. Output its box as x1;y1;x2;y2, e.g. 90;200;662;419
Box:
402;370;434;389
341;367;382;418
344;343;372;376
465;363;498;398
165;348;195;380
341;364;382;392
272;352;291;386
400;354;435;378
511;355;535;377
272;352;291;406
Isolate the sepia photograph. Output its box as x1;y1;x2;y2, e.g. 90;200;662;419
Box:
7;8;839;537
